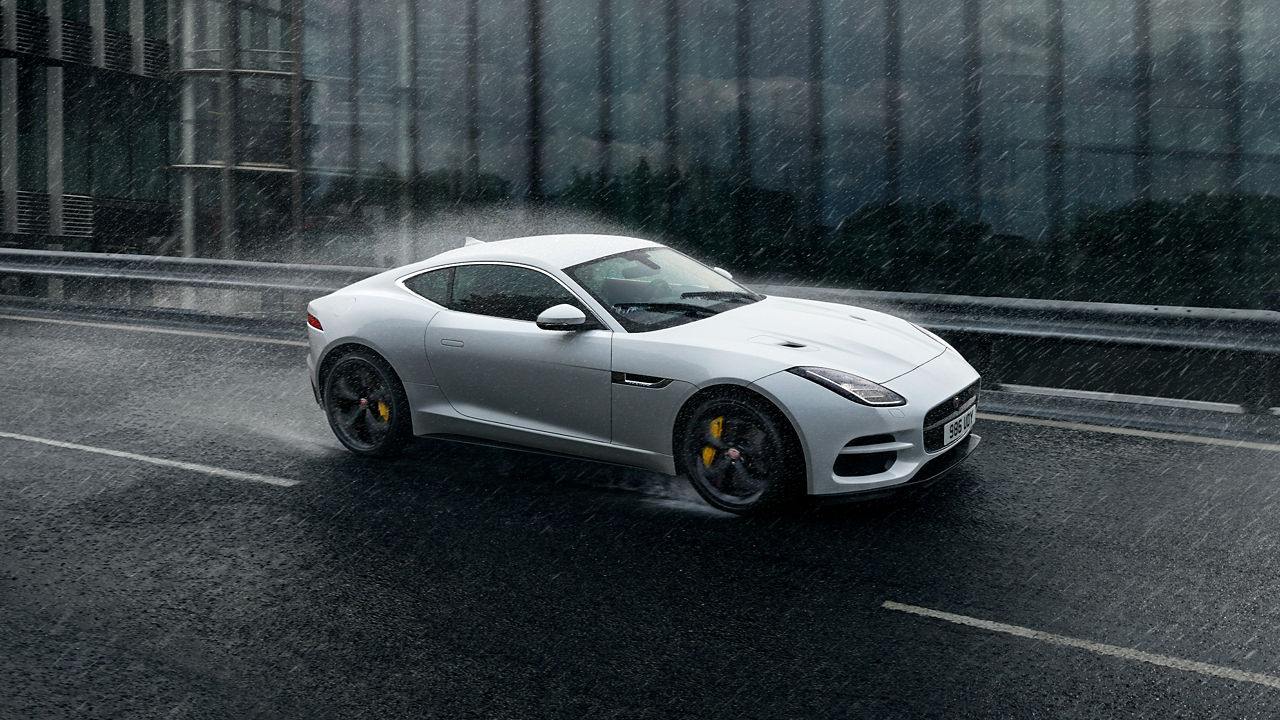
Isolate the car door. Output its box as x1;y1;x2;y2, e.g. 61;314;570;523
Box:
422;263;613;442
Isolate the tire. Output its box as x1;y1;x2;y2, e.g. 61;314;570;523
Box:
677;392;804;515
322;348;413;457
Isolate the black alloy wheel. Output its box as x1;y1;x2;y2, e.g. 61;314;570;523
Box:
680;393;802;515
323;349;412;457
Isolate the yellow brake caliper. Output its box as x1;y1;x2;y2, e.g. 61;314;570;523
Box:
375;401;391;422
702;416;724;468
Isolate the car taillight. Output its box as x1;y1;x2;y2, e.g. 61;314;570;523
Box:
307;313;323;330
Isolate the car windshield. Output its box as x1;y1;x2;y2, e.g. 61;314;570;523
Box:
565;247;762;332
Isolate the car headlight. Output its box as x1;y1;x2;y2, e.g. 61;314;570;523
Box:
911;322;953;351
787;366;907;407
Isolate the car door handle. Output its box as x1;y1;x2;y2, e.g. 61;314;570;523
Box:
440;339;464;348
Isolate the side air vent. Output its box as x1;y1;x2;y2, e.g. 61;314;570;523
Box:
835;433;904;477
844;434;895;448
610;372;672;389
834;452;896;477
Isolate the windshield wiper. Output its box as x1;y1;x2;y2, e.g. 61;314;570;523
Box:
613;302;720;316
680;290;760;302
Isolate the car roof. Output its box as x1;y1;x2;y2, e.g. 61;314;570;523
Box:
419;233;662;272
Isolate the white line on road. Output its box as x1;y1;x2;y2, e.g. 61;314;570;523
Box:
0;430;299;487
882;600;1280;690
995;383;1247;414
0;313;308;347
977;412;1280;453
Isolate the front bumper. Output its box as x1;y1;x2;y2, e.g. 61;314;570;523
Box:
817;434;980;503
749;348;981;497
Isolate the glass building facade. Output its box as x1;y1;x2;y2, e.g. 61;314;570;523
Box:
2;0;1277;308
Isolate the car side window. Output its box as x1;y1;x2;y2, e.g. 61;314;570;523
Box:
448;264;587;322
403;267;453;305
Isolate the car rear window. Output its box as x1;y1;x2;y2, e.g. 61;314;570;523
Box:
403;267;453;305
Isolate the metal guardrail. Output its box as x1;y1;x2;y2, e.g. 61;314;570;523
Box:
751;284;1280;354
0;247;378;295
2;248;1278;413
753;283;1280;412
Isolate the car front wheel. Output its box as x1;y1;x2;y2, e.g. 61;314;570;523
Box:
679;393;803;515
323;349;412;457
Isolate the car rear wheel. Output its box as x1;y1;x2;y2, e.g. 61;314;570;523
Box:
323;349;412;457
679;393;803;515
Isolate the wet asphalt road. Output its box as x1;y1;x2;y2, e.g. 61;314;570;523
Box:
2;314;1280;719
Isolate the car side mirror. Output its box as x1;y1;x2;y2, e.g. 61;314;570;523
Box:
712;266;733;280
536;304;588;330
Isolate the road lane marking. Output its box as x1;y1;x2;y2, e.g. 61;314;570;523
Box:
0;313;308;347
0;430;299;487
977;412;1280;453
882;600;1280;690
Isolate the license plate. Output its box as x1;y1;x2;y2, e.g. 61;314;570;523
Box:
943;405;976;446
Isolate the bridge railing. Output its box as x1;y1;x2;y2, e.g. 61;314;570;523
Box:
2;248;1277;413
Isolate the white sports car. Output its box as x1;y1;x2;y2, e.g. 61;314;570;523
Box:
306;234;980;514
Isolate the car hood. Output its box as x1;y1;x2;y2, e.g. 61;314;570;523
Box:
648;295;945;384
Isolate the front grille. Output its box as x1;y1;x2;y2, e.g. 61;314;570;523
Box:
923;380;980;453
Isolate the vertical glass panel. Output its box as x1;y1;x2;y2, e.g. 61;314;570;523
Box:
86;74;131;198
1063;0;1136;210
418;1;469;187
611;3;665;182
104;0;129;30
543;0;600;196
746;0;806;200
16;61;46;192
677;0;736;174
236;174;291;255
64;1;90;24
145;0;168;39
63;67;93;196
899;0;965;204
240;0;286;72
476;0;530;199
240;77;290;166
357;0;406;176
304;0;353;173
190;76;221;164
1148;0;1229;199
1;66;6;196
184;0;221;69
981;0;1048;239
132;80;170;201
822;0;884;224
191;174;222;256
1241;0;1279;171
